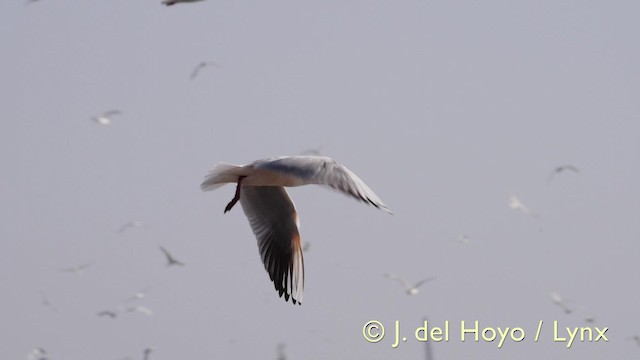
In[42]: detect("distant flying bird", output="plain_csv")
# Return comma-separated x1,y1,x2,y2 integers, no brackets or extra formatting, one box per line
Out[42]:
628,335,640,346
276,343,287,360
91,110,122,126
452,234,470,245
163,0,205,6
159,246,184,267
97,310,118,318
27,348,48,360
550,291,572,314
59,262,93,275
548,165,580,183
143,348,154,360
25,0,42,5
201,155,392,305
125,287,151,302
508,193,538,217
384,274,436,295
126,306,153,316
40,291,58,312
190,61,221,80
118,220,144,234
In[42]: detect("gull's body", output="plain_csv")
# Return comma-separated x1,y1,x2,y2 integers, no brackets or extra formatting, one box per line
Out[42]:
97,310,118,318
126,305,153,316
163,0,205,5
384,274,436,295
190,61,221,80
201,155,391,305
550,291,572,314
91,110,121,126
159,246,184,267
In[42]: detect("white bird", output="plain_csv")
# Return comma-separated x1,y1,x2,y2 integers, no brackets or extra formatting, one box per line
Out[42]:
91,110,122,126
508,193,538,217
547,164,580,183
550,291,572,314
384,274,436,295
59,262,93,275
126,305,153,316
27,348,48,360
452,234,470,245
125,287,151,302
159,246,185,267
190,61,221,80
201,155,391,305
163,0,205,6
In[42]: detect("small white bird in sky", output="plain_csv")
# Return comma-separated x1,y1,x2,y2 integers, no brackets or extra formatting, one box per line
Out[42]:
162,0,205,6
190,61,221,80
126,305,153,316
91,110,122,126
550,291,572,314
59,262,93,275
201,155,391,305
159,246,185,267
384,274,436,295
27,348,48,360
508,193,538,217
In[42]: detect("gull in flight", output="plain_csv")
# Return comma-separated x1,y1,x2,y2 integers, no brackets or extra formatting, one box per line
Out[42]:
28,348,48,360
59,262,93,275
159,246,185,267
163,0,206,6
508,193,538,217
201,155,391,305
384,274,436,295
118,220,145,234
126,305,154,316
548,164,580,183
550,291,572,314
91,110,122,126
190,61,221,80
97,310,118,319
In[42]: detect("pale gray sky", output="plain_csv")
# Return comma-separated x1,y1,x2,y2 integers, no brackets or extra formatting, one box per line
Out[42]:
2,1,639,359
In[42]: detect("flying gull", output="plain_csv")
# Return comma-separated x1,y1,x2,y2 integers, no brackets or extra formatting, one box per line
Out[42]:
58,262,93,275
548,164,580,183
159,246,185,267
201,155,392,305
118,220,145,234
550,291,572,314
163,0,206,6
508,193,538,217
91,110,122,126
384,274,436,295
190,61,221,80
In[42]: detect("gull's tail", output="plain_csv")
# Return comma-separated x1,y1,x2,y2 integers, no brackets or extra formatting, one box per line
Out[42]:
200,163,246,191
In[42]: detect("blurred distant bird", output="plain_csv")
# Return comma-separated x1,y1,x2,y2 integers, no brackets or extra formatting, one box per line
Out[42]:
126,306,153,316
628,335,640,346
190,61,221,80
25,0,42,5
452,234,470,245
27,348,48,360
550,291,572,314
125,287,151,302
97,310,118,319
59,262,93,275
201,155,392,305
163,0,205,6
548,165,580,183
40,291,58,312
508,193,538,217
143,348,154,360
276,343,287,360
91,110,122,126
159,246,184,267
384,274,436,296
118,220,145,234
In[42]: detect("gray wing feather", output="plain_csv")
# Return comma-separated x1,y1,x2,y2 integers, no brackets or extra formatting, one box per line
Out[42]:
239,185,304,305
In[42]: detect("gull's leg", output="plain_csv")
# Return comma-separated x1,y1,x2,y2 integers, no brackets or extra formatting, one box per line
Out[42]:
224,176,246,213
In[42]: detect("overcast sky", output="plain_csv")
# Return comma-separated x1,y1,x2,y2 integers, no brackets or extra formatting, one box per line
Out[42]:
2,1,639,359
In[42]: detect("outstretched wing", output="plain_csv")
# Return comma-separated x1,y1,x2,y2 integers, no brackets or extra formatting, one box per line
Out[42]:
239,185,304,305
252,156,392,213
